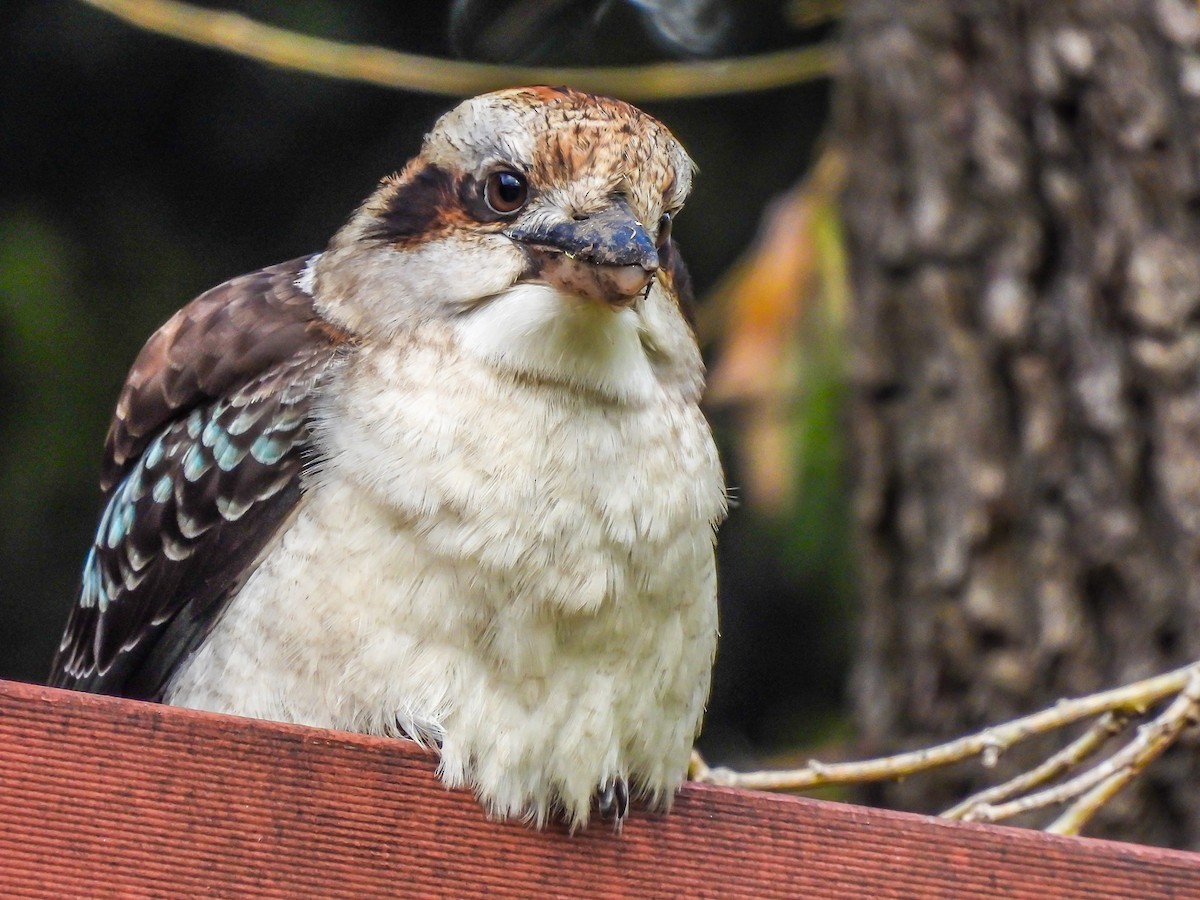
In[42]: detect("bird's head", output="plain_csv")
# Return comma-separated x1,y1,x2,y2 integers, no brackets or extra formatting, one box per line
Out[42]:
312,86,702,402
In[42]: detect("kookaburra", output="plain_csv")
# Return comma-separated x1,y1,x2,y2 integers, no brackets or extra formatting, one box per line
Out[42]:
50,87,726,828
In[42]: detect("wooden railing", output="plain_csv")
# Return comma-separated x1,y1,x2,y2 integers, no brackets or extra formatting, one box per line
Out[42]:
1,679,1198,898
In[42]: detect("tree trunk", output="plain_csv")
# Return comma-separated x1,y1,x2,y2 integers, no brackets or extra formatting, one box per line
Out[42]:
840,0,1200,848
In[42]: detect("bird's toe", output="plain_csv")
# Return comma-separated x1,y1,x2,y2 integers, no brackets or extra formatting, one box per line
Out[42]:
596,776,629,829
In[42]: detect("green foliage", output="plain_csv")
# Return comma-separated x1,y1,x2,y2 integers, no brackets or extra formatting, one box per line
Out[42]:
0,211,108,530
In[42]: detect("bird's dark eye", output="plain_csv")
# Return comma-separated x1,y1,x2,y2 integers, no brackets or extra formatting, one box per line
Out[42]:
656,212,673,248
484,170,528,214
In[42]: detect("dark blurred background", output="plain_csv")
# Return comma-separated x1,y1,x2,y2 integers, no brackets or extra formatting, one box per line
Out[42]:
0,0,842,767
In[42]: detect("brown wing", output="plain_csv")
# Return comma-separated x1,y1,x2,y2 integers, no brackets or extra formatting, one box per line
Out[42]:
49,256,352,699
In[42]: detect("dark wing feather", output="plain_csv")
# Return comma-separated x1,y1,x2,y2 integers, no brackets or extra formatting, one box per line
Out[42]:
49,257,351,699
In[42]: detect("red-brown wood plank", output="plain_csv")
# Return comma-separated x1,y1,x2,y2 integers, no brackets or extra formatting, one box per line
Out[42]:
0,679,1197,898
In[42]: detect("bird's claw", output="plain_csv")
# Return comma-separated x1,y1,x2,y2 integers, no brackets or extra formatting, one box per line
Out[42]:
596,775,629,829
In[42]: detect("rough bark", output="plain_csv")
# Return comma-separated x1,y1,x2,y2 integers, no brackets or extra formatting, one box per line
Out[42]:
840,0,1200,848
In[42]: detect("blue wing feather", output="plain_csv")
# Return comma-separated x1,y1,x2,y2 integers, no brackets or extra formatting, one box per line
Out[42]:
49,257,350,699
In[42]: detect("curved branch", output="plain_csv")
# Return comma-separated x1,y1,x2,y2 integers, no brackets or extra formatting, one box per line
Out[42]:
691,663,1196,791
1046,669,1200,836
942,711,1128,820
78,0,834,100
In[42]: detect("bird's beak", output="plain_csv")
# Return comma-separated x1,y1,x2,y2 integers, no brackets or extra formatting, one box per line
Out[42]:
505,197,659,307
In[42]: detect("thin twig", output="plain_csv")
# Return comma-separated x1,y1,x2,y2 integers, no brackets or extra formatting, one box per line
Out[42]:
691,663,1196,791
78,0,835,100
960,730,1152,825
966,673,1200,828
942,711,1128,820
1046,669,1200,836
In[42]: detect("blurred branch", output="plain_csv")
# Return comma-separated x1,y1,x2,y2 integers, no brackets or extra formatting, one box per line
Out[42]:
785,0,845,29
78,0,834,100
691,662,1200,834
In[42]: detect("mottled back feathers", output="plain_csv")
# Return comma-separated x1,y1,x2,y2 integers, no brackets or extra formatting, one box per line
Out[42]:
50,258,350,697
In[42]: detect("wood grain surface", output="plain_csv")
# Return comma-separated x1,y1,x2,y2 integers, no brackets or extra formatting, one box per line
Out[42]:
0,679,1197,898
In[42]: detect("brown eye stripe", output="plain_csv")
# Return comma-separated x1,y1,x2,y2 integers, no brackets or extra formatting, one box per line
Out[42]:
370,163,540,245
370,164,479,245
